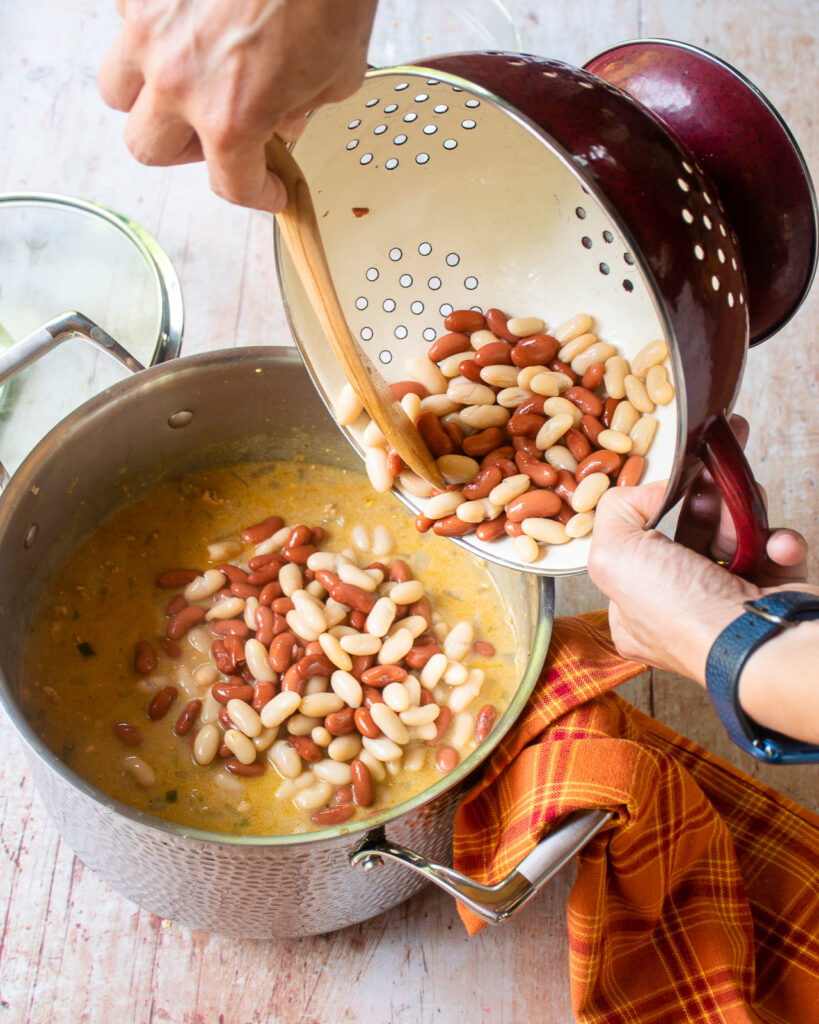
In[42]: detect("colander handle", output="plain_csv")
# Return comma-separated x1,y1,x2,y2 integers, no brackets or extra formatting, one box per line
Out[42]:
349,808,612,925
674,414,769,580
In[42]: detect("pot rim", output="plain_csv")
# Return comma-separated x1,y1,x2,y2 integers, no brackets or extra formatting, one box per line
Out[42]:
0,345,554,848
274,59,691,571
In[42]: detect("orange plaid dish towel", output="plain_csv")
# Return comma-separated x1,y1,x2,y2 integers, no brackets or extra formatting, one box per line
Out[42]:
453,611,819,1024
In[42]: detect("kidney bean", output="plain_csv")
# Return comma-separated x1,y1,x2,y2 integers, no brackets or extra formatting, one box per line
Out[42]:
415,410,455,457
564,385,604,419
350,759,375,806
504,519,525,537
456,358,481,383
133,640,157,675
249,605,272,647
460,464,501,500
217,743,232,759
361,686,385,709
563,427,591,463
226,758,267,777
476,514,508,542
475,705,498,744
281,652,334,693
408,595,432,627
383,446,405,477
389,559,411,583
579,413,605,446
174,699,202,736
167,605,206,640
548,357,579,384
211,638,235,674
428,330,470,361
617,454,646,487
435,745,459,773
164,593,188,617
514,449,559,488
210,619,251,638
484,308,518,343
289,735,323,763
505,490,562,522
269,597,293,617
581,361,605,390
310,804,356,826
405,641,443,669
507,410,546,437
480,445,516,469
314,571,376,614
554,469,578,505
252,681,276,713
268,632,296,673
553,499,575,525
576,449,622,481
441,421,465,450
325,707,357,736
114,722,142,747
419,705,449,744
432,514,475,538
601,396,620,428
361,665,408,688
155,569,199,589
247,562,285,586
240,516,283,545
258,581,282,605
510,333,560,367
390,379,429,401
444,309,486,334
283,544,316,565
227,582,257,602
214,563,248,585
247,552,285,573
473,640,496,657
224,634,246,668
496,458,519,479
212,681,254,704
284,525,312,550
335,785,354,804
474,340,513,367
349,610,367,632
415,513,433,533
148,685,178,721
461,428,506,459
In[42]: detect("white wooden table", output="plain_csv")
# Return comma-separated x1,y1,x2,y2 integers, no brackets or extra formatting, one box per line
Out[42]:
0,2,816,1021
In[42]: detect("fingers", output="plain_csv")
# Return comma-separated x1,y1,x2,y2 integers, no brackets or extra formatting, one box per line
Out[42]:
593,480,669,537
123,86,202,165
98,31,144,112
202,136,288,214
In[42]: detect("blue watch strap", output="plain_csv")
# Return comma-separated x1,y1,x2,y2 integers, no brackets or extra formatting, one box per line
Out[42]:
705,590,819,764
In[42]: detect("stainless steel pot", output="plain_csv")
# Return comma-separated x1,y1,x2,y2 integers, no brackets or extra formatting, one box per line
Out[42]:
0,338,609,937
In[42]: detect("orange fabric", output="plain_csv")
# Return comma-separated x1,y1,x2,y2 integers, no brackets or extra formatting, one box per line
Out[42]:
453,611,819,1023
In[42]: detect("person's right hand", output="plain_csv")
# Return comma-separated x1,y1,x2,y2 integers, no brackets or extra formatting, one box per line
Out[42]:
98,0,378,212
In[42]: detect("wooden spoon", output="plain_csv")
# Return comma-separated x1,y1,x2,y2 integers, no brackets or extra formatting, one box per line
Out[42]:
265,135,444,489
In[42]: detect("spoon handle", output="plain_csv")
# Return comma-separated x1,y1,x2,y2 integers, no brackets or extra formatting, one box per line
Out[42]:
265,135,444,488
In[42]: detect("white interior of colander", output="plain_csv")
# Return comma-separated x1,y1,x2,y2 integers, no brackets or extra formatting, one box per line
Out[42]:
278,67,680,575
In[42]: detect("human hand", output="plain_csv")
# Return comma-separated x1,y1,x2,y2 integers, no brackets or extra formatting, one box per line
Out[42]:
98,0,378,212
587,477,810,685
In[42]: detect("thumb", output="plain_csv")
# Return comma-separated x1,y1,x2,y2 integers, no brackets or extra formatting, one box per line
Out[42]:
593,479,669,539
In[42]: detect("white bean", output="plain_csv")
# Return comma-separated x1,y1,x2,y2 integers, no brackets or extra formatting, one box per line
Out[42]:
279,562,303,597
312,759,353,785
571,342,616,374
403,745,427,773
543,396,583,425
543,445,578,472
243,595,260,630
287,714,322,736
260,690,301,729
443,621,474,661
205,596,245,621
253,726,278,752
227,699,263,738
400,392,422,422
186,625,213,653
565,511,595,538
372,525,395,556
624,374,655,414
571,472,610,513
629,415,659,456
425,490,466,520
420,652,448,689
458,404,510,429
184,569,226,602
631,338,668,378
363,419,386,448
507,315,545,337
366,596,397,637
597,428,633,453
558,331,596,364
318,632,353,671
370,703,410,744
362,735,404,762
398,470,435,499
488,474,530,507
535,413,573,451
275,771,314,799
193,725,220,765
269,740,302,778
200,692,221,725
438,453,480,484
339,633,382,656
174,664,199,698
123,755,155,787
420,394,460,417
480,364,519,388
224,728,257,765
406,355,448,395
438,351,467,377
312,726,332,747
389,580,424,605
194,663,220,688
610,399,640,435
404,675,421,707
513,534,541,563
328,733,362,761
553,312,592,343
470,328,500,350
338,562,379,592
449,711,475,751
443,660,469,686
286,609,321,643
300,692,344,718
365,445,393,493
254,525,291,555
383,681,411,712
293,780,335,811
335,382,364,426
646,364,674,405
521,518,570,544
449,679,481,713
207,540,242,563
400,703,440,726
603,356,630,399
358,749,387,781
378,628,414,665
244,637,277,682
496,386,532,408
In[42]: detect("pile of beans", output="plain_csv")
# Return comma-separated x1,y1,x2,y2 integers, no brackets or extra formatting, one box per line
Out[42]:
338,308,674,564
120,517,503,828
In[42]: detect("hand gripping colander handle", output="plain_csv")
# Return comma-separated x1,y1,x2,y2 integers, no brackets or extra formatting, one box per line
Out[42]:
349,809,612,925
674,414,769,580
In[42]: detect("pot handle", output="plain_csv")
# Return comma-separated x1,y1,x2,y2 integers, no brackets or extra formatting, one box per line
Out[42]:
0,310,145,389
0,311,145,491
349,808,612,925
674,414,769,580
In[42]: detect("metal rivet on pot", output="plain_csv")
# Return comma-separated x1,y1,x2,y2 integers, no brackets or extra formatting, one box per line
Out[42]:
360,855,384,871
24,523,39,549
168,410,194,429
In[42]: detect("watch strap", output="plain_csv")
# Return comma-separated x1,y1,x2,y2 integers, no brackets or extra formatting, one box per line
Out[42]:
705,590,819,764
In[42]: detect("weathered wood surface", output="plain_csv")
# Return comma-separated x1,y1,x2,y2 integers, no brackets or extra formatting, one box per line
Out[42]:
0,1,816,1021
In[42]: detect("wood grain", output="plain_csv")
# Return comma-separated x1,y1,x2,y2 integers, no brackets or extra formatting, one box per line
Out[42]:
0,1,816,1021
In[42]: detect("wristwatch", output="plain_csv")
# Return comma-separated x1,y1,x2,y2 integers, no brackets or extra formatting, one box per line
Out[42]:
705,590,819,764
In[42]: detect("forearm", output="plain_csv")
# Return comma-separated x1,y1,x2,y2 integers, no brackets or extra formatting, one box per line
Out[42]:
737,612,819,746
